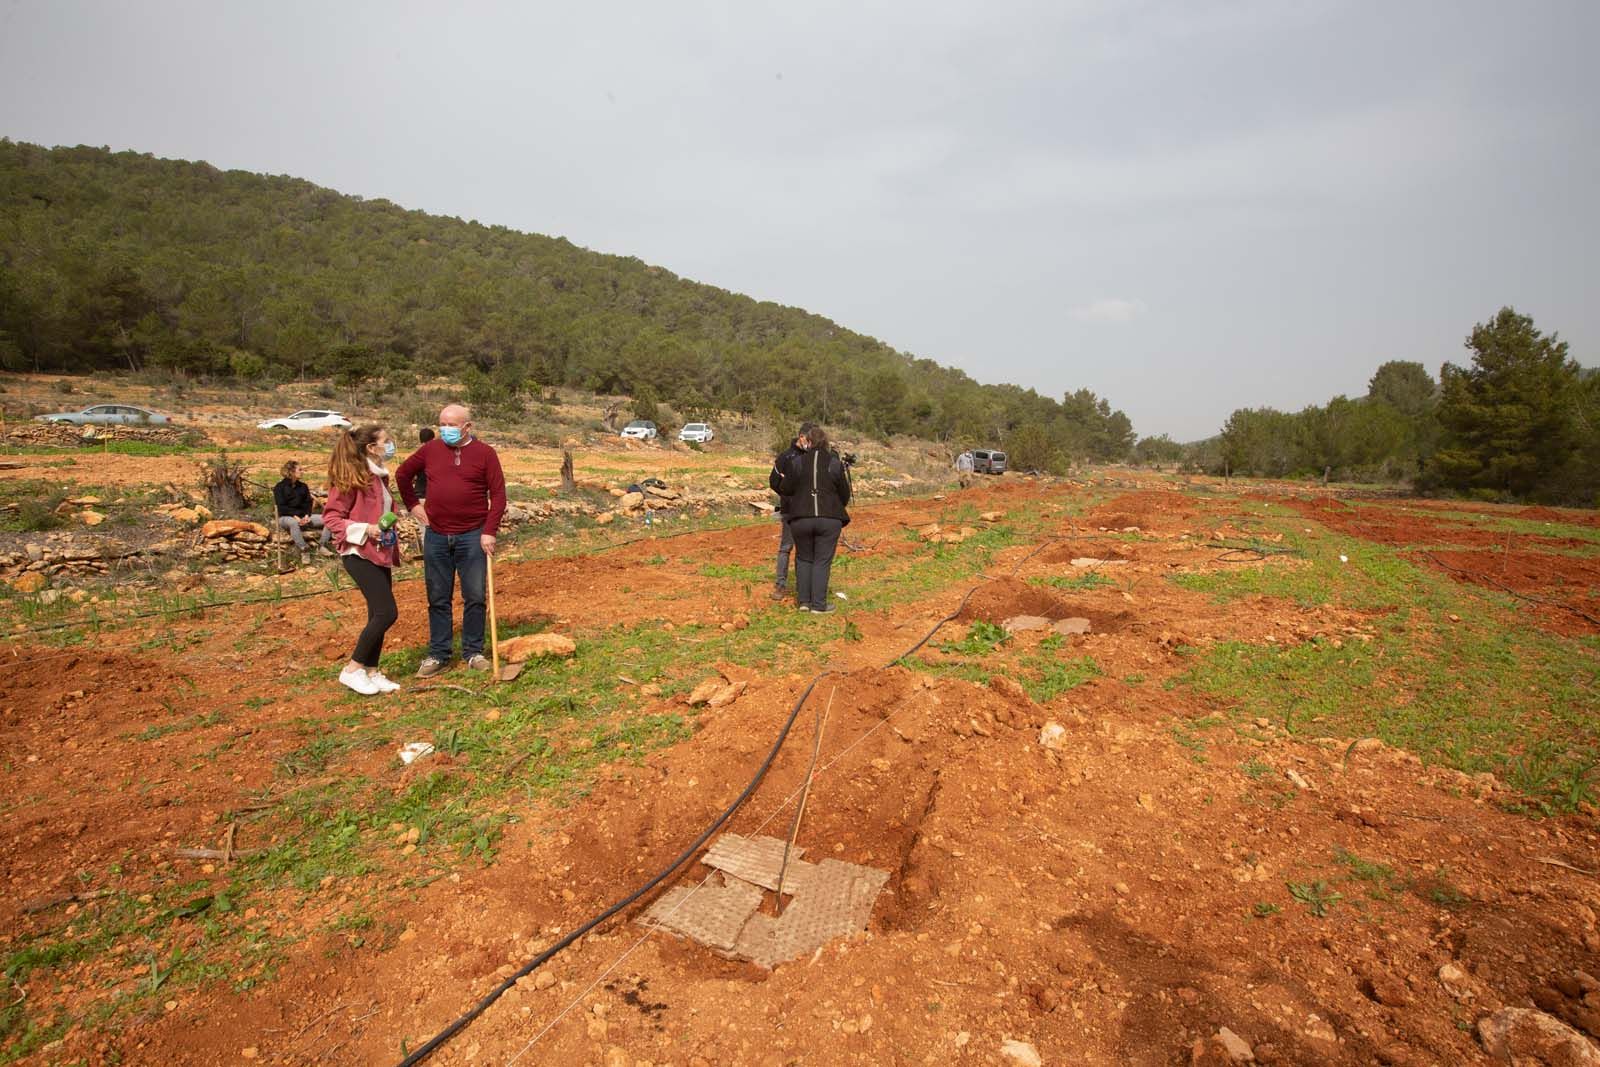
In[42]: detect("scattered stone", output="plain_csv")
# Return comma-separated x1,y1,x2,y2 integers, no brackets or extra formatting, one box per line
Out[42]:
1003,615,1051,633
24,543,43,562
988,675,1030,704
1362,974,1412,1007
1038,722,1068,752
980,511,1004,522
594,512,615,525
1478,1008,1600,1065
1070,558,1129,568
498,633,577,663
686,677,724,707
706,681,747,709
1439,963,1475,1002
1216,1027,1254,1062
10,572,47,594
1301,1014,1338,1046
1285,769,1313,791
1051,617,1091,635
999,1038,1043,1067
534,969,556,990
619,491,645,511
1136,793,1156,812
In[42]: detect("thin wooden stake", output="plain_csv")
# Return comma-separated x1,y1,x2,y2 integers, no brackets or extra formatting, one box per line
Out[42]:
775,685,835,913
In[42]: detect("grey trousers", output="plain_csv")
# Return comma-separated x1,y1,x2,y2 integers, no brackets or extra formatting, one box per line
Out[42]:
279,514,330,550
775,518,794,586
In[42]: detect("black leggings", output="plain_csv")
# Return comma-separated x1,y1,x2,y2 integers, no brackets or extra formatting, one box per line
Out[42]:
342,555,398,668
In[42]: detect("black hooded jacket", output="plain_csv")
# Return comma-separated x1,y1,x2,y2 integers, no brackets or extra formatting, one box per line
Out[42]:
769,439,805,516
777,446,851,524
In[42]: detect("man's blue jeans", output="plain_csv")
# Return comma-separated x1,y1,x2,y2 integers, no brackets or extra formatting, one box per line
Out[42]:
423,527,487,661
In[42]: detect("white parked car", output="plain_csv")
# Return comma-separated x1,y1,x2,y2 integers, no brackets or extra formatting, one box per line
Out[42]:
257,410,353,431
678,422,715,444
620,420,658,441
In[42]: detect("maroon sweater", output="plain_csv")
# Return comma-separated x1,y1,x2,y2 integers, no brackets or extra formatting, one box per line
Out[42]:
396,437,507,536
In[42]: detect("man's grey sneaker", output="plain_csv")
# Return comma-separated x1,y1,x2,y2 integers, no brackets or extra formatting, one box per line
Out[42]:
811,603,836,614
416,657,447,678
465,654,492,671
770,584,787,601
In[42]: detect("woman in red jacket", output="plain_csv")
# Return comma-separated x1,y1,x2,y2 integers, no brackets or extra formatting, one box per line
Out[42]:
322,424,403,696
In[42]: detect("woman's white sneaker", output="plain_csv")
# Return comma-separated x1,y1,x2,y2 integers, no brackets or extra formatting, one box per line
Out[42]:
339,666,380,696
369,671,401,693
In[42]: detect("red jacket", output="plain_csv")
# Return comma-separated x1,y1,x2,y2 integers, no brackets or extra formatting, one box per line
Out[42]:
396,437,507,536
323,469,401,568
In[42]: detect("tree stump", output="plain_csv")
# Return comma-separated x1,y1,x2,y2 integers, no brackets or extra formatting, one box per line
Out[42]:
560,450,576,493
203,453,249,513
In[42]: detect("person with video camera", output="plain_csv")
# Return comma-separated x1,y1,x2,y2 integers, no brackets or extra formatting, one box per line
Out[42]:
776,423,851,613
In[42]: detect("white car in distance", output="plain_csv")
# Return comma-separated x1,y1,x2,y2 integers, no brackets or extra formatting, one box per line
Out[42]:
678,422,715,444
620,420,658,441
257,410,354,431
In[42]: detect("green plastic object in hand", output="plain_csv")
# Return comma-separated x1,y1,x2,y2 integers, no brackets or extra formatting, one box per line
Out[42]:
379,511,398,530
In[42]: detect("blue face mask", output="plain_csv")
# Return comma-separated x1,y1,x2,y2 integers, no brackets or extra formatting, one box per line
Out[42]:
439,425,464,446
382,440,396,459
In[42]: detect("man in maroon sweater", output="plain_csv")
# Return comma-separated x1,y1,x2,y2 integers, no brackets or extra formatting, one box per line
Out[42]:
396,403,507,676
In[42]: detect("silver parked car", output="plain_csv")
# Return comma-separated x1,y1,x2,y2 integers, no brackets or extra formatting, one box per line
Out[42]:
677,422,715,443
36,403,171,426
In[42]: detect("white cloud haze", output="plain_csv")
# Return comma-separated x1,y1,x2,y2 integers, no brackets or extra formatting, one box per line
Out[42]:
0,0,1595,439
1068,300,1146,324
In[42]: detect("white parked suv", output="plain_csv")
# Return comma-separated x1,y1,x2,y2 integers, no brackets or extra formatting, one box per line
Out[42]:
677,422,715,444
620,420,658,441
257,410,354,431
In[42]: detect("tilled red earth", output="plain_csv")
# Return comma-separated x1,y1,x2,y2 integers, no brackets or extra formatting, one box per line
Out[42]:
5,481,1599,1066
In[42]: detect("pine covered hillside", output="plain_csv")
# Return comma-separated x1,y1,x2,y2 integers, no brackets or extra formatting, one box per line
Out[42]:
0,140,1133,464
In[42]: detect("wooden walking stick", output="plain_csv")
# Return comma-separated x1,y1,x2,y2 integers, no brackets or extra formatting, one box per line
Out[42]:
487,551,500,679
775,685,835,913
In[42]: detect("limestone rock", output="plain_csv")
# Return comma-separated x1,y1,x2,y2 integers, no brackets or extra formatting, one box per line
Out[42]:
1215,1027,1254,1062
1477,1008,1600,1065
706,680,747,708
498,633,577,663
1038,722,1068,752
1003,615,1051,633
78,510,106,526
686,677,725,707
619,491,645,511
595,512,615,525
988,675,1031,705
1052,617,1092,635
201,519,270,542
10,572,48,594
999,1039,1042,1067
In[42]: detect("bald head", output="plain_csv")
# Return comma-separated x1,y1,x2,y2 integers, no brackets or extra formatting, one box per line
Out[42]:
439,403,471,426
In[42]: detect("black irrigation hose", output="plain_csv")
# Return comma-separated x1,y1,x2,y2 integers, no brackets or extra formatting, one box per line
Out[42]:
394,671,830,1067
395,531,1060,1066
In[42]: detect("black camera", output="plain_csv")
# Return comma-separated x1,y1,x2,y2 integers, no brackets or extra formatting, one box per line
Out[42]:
841,451,858,468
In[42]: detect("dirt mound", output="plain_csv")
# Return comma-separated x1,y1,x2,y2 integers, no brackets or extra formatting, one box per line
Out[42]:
958,577,1073,623
1086,490,1201,531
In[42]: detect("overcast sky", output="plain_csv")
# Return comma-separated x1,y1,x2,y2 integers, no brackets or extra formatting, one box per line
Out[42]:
2,1,1595,439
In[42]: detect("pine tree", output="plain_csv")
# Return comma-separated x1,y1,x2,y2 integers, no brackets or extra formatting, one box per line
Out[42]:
1429,307,1580,499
